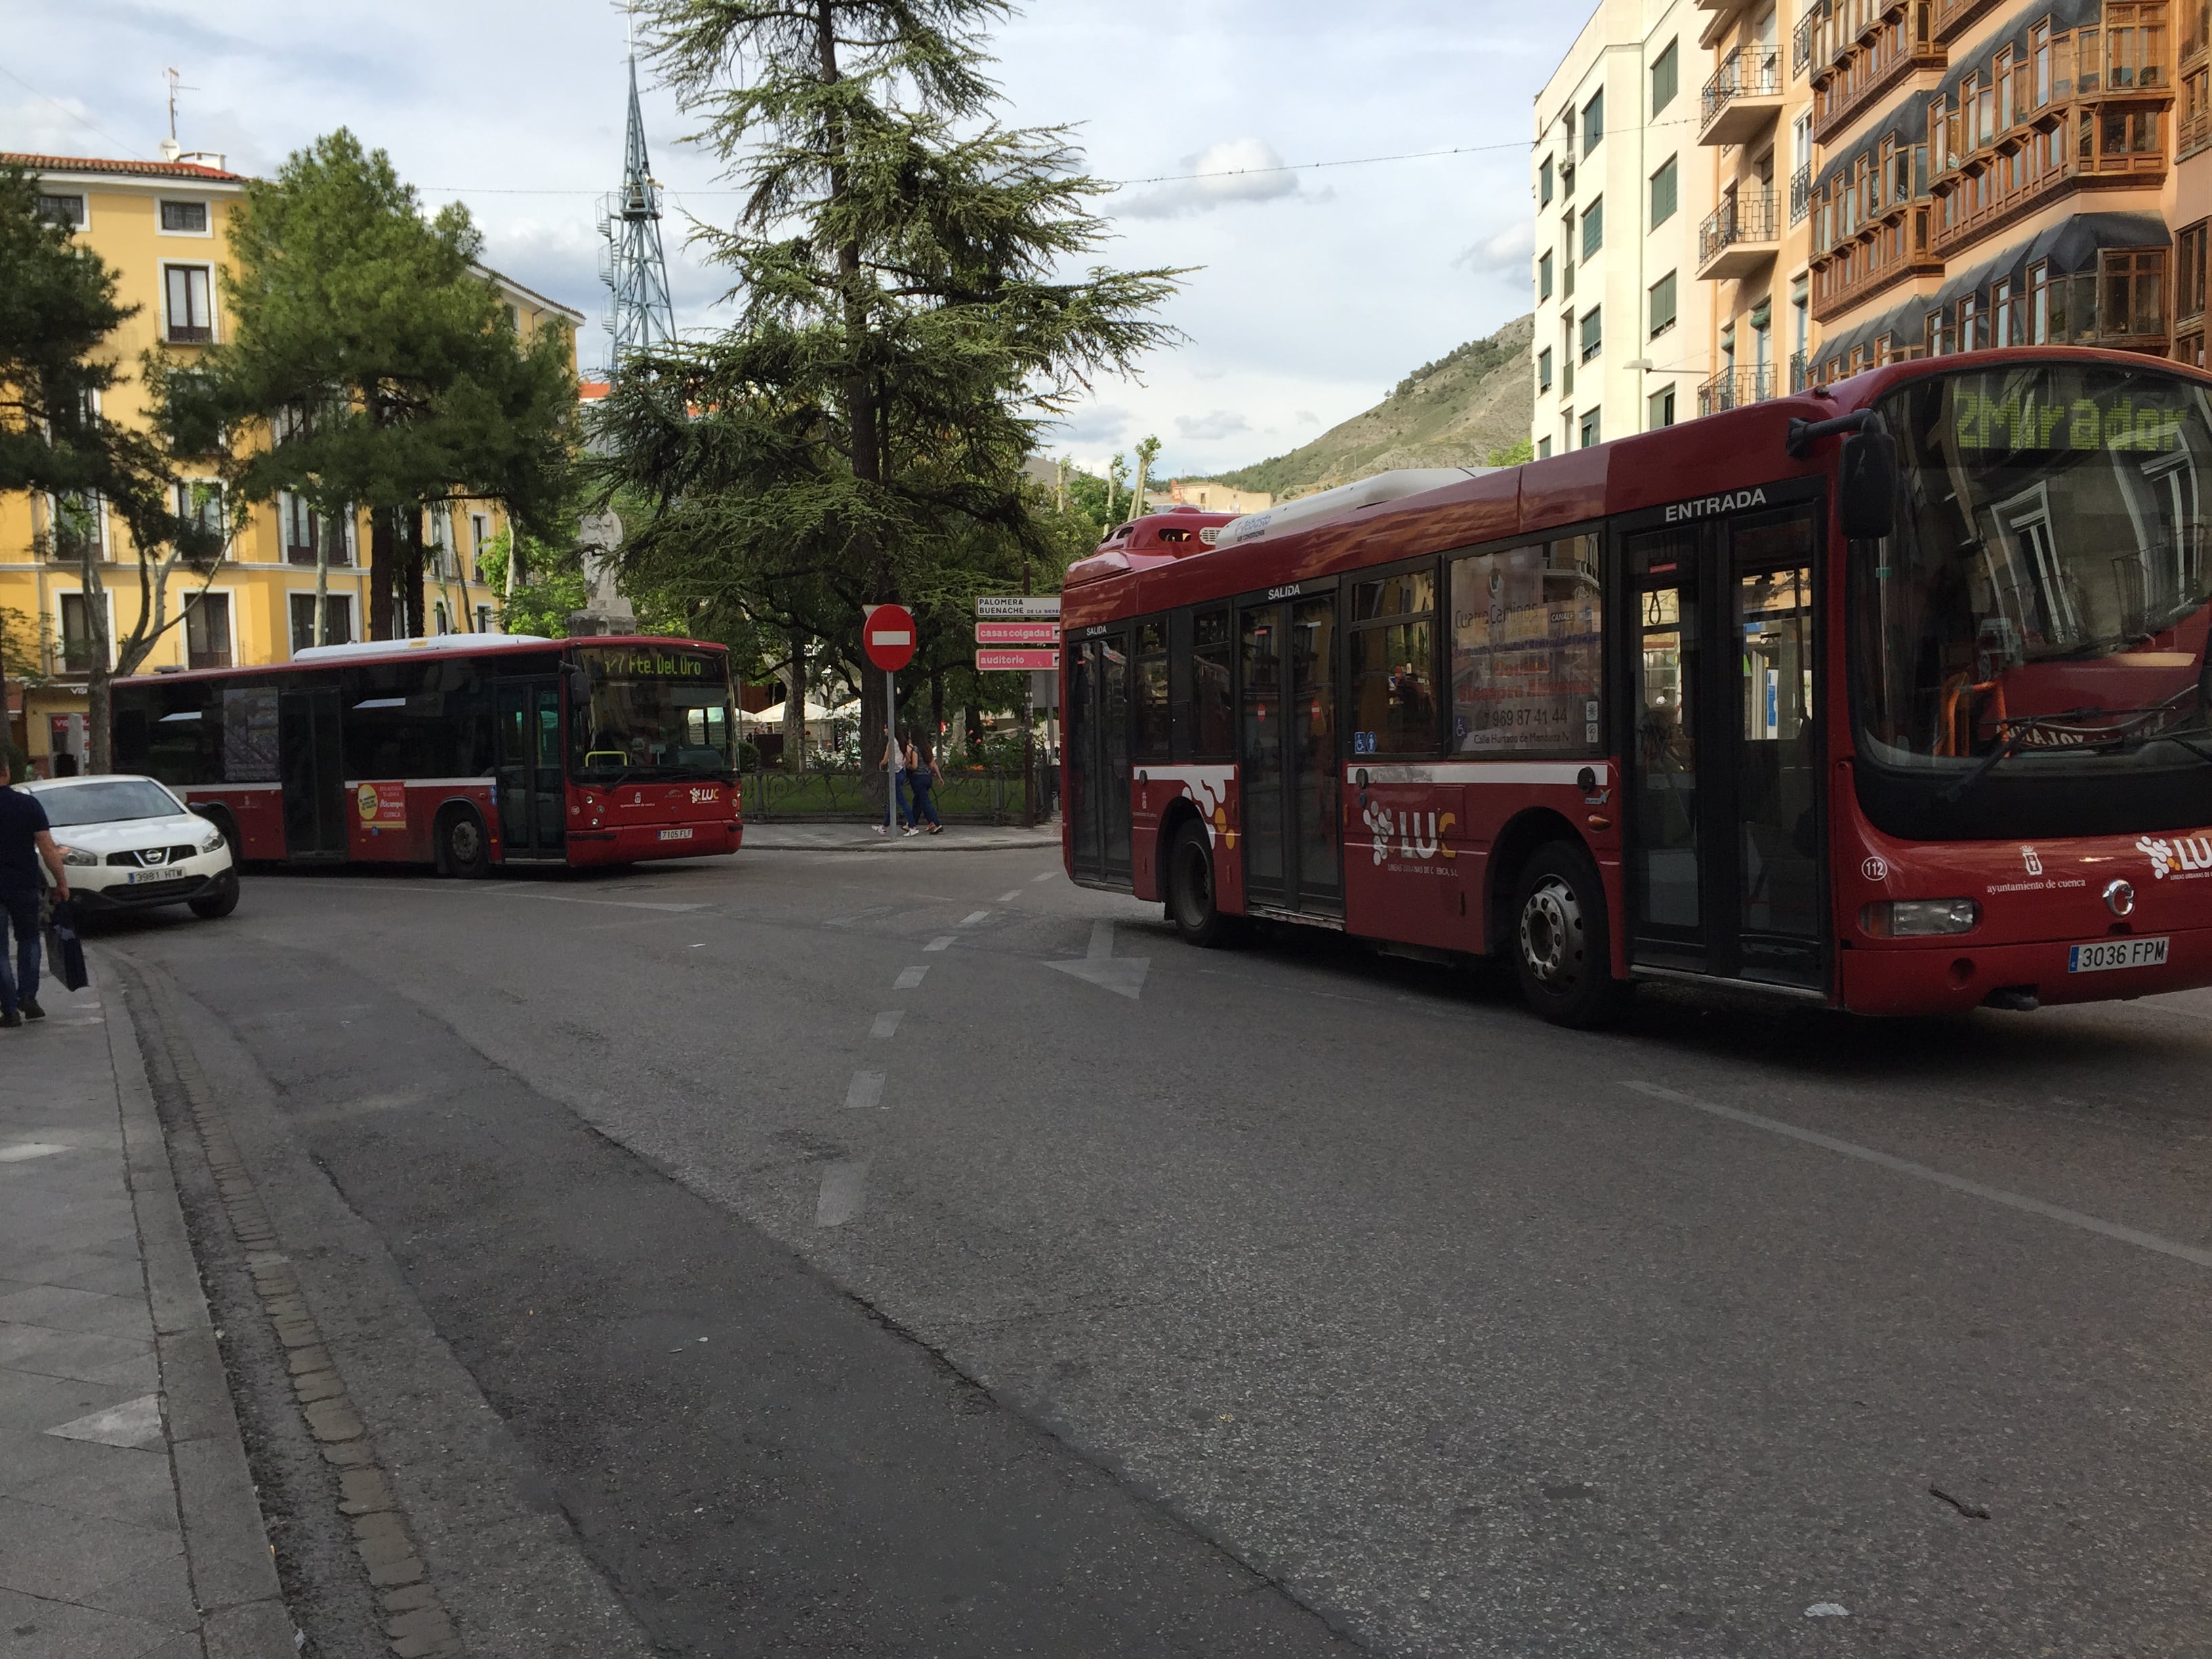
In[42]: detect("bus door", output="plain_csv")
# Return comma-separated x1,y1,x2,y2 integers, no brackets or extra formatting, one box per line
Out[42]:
495,680,567,859
1624,504,1824,987
1237,589,1341,916
277,687,344,859
1065,630,1132,884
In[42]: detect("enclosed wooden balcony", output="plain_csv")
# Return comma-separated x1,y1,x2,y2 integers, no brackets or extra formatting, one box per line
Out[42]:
1701,47,1786,144
1811,203,1941,323
1697,190,1782,280
1810,0,1945,144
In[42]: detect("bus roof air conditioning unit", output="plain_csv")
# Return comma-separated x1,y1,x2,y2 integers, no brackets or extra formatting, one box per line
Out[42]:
1212,468,1498,551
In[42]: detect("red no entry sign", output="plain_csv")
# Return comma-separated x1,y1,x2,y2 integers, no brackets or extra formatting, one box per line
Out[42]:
863,603,917,672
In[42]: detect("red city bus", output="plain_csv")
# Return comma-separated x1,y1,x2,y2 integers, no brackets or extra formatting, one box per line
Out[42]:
1060,349,2212,1024
111,633,743,875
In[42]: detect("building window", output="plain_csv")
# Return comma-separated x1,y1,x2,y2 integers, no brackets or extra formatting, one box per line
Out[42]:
1538,436,1553,459
476,603,495,633
1538,250,1554,300
470,512,491,581
1959,294,1986,352
2102,248,2168,337
1540,157,1554,206
1650,157,1677,228
290,593,356,655
1652,41,1678,114
1580,306,1603,363
1561,321,1575,396
1538,347,1554,391
1992,278,2022,346
1582,198,1603,260
1650,385,1677,428
1580,407,1602,448
1649,271,1677,336
36,192,84,228
1583,87,1605,152
434,599,453,635
159,199,209,234
49,492,102,562
174,480,225,556
184,593,232,670
60,593,107,672
164,264,213,343
2179,225,2209,328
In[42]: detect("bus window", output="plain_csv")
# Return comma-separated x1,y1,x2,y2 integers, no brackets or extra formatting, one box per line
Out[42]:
1190,607,1232,757
1349,568,1439,754
1449,537,1603,753
1134,620,1170,758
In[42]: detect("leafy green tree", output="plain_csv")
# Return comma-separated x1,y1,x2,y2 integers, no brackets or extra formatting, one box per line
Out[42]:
1131,434,1161,514
473,529,593,639
1486,436,1534,466
1,164,221,768
161,131,579,643
595,0,1184,785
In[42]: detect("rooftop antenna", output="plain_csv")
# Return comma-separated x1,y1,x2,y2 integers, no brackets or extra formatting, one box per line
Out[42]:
159,68,197,163
598,14,677,377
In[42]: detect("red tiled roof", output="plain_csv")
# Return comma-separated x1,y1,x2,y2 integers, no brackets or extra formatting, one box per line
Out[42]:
578,380,612,402
2,151,246,183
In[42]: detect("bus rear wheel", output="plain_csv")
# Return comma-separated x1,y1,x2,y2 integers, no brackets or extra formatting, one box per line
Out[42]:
441,807,490,879
1168,821,1237,947
1511,842,1630,1029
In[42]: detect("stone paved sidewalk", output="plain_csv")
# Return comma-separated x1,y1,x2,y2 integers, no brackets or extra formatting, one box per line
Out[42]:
0,960,291,1659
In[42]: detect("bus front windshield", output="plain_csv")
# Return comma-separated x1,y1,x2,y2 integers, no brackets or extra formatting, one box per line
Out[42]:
1856,362,2212,834
568,644,736,783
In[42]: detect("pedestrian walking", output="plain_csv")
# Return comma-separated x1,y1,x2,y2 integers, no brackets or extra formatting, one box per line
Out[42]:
906,737,943,834
878,726,911,836
0,750,70,1028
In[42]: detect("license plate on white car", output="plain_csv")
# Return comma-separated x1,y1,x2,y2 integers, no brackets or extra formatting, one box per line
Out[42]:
125,867,186,885
658,827,693,842
2068,937,2169,973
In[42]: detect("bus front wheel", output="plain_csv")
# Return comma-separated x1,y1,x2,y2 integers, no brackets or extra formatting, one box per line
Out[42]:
441,807,490,879
1168,821,1237,947
1511,842,1630,1029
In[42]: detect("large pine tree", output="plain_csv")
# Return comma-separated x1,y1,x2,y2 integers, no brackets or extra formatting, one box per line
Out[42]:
594,0,1182,781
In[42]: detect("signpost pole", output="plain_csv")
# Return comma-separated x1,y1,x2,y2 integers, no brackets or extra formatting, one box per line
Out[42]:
1021,561,1035,828
886,665,895,824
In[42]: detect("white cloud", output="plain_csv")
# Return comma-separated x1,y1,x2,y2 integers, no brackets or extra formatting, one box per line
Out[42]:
1454,218,1534,276
1048,405,1134,447
1295,409,1320,425
1118,138,1301,220
1175,409,1252,443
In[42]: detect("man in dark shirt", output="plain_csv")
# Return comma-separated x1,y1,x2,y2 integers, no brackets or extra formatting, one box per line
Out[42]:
0,752,71,1027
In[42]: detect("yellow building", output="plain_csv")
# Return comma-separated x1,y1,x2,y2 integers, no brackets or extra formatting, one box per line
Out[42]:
0,150,585,775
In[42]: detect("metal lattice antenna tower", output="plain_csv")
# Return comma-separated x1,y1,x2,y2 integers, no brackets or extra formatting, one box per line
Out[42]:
598,54,676,372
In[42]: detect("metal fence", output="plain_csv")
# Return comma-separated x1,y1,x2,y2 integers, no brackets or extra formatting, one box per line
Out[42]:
740,764,1032,823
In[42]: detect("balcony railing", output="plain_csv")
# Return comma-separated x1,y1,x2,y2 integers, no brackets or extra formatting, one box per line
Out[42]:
1793,1,1826,78
1698,366,1778,417
1930,121,2167,260
1789,163,1813,223
1789,350,1811,392
1698,190,1781,266
1702,47,1783,130
1811,1,1942,144
186,644,233,672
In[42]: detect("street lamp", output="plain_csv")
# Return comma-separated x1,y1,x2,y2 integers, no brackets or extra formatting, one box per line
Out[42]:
1625,359,1655,431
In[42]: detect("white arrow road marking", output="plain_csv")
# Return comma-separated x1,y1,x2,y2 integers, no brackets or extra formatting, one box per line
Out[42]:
845,1071,885,1110
816,1160,867,1227
870,1010,903,1039
1047,919,1150,1000
46,1395,163,1450
894,966,927,989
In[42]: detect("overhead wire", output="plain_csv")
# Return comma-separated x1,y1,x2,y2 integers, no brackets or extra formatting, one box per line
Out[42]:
0,64,150,161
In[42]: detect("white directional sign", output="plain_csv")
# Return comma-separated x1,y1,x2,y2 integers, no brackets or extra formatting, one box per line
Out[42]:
976,596,1062,619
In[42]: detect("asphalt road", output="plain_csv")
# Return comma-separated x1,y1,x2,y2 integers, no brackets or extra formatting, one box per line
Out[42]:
95,840,2212,1657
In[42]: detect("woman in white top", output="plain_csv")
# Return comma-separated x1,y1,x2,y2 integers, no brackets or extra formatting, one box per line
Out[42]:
878,729,910,835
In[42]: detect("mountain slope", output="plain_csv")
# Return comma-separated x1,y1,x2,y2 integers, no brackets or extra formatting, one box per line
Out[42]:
1206,313,1534,500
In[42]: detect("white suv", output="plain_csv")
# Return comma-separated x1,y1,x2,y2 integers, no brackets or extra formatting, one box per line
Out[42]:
22,775,240,920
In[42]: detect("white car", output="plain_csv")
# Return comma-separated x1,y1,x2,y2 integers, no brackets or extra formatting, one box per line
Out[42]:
21,774,240,920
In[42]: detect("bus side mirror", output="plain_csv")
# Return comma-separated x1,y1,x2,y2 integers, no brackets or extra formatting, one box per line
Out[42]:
1838,428,1898,541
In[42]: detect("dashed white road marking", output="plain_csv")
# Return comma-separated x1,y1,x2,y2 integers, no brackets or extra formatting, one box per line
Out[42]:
996,890,1023,903
815,1160,867,1227
924,936,956,951
0,1143,71,1163
1031,872,1057,883
870,1010,903,1039
894,966,928,989
959,910,991,926
844,1071,886,1111
1622,1080,2212,1271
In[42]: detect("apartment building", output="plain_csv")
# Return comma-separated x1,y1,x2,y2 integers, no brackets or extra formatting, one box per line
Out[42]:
1531,0,1717,455
1,150,581,775
1692,0,1822,411
1800,0,2179,379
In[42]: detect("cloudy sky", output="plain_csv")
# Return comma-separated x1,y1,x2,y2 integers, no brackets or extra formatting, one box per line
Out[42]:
1,0,1582,479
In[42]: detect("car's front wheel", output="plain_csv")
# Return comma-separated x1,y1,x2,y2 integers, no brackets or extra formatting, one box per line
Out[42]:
188,869,240,920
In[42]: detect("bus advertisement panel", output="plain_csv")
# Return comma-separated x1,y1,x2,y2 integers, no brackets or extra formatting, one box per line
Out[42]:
1058,350,2212,1025
112,634,743,876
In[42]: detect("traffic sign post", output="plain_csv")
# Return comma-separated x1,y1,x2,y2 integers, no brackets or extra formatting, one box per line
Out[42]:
865,605,918,825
